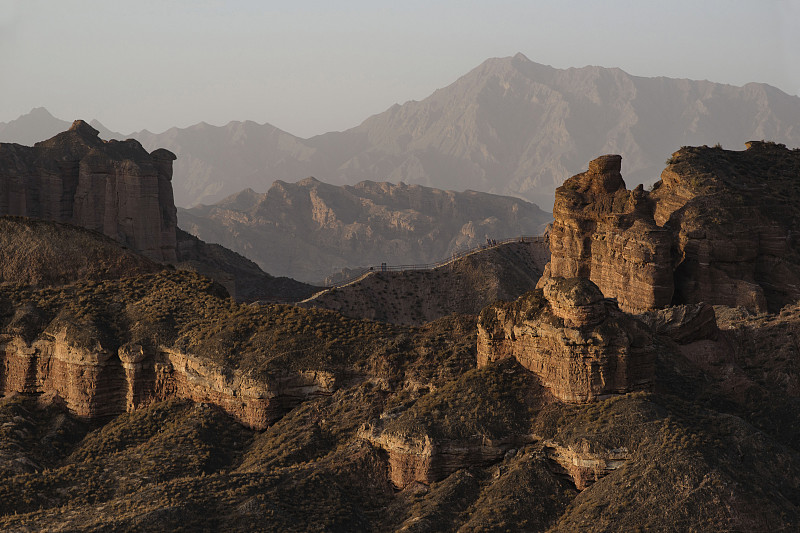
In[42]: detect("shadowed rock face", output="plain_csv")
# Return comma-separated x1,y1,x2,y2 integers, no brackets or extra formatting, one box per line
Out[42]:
545,143,800,313
477,277,656,403
0,121,177,261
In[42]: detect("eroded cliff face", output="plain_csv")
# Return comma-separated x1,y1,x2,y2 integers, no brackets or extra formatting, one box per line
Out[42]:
547,155,674,313
0,331,336,430
0,121,177,261
360,425,531,489
0,270,345,430
546,143,800,313
477,277,656,403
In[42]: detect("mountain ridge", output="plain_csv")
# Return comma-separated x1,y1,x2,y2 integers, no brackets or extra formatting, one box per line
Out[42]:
4,54,800,208
178,177,552,282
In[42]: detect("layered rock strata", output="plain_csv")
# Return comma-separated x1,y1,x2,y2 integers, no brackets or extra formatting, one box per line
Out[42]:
477,277,656,402
546,144,800,313
0,330,335,430
542,439,630,490
546,155,673,313
0,121,177,261
361,426,533,489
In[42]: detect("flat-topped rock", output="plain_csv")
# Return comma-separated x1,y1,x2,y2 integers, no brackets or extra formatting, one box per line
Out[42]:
0,122,178,261
543,145,800,313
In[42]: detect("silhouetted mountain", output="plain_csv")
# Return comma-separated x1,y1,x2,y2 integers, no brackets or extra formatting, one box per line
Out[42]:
0,108,71,146
5,54,800,208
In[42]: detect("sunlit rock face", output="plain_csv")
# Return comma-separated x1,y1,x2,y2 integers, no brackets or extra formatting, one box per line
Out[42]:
0,331,335,430
0,120,177,261
546,154,673,314
477,277,656,403
544,144,800,314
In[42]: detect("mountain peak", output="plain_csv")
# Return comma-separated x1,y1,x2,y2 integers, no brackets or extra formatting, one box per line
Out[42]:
28,107,56,118
297,176,321,187
69,120,100,139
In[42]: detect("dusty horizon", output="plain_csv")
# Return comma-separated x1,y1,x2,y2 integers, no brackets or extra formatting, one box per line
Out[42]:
2,0,798,137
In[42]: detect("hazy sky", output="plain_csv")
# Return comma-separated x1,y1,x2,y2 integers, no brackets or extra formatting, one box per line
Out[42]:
2,0,798,137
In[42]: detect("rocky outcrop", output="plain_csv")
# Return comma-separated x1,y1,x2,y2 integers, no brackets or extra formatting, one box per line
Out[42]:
0,121,177,261
546,155,673,313
477,277,656,402
361,425,532,489
542,439,630,491
545,144,800,313
0,329,336,430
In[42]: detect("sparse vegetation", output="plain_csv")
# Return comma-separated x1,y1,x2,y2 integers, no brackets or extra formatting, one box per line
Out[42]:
2,145,800,530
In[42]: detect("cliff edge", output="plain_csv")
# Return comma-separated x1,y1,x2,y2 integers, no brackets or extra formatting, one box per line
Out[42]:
0,120,177,261
545,143,800,313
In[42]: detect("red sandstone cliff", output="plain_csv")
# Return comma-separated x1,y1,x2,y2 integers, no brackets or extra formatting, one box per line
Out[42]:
545,143,800,313
0,121,177,261
0,331,335,430
477,277,656,403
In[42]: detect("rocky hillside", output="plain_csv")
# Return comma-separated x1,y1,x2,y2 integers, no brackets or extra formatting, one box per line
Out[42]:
545,142,800,313
1,266,799,530
0,216,162,287
179,178,551,282
300,239,549,325
2,135,800,531
6,54,799,209
175,229,319,303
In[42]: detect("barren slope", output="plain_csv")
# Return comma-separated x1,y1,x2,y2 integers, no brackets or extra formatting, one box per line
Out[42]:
300,239,549,325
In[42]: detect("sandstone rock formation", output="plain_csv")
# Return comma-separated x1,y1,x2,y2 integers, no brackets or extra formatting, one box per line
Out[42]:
545,143,800,313
547,155,673,313
2,254,800,531
360,425,532,489
0,271,337,429
0,120,178,261
179,178,551,282
477,277,656,402
0,331,334,429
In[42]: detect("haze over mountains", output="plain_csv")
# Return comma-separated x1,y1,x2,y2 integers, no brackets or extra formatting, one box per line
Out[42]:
3,53,799,209
179,179,551,282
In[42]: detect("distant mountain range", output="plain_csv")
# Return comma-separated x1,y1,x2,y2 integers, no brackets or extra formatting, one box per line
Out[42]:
178,178,551,282
4,53,799,209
